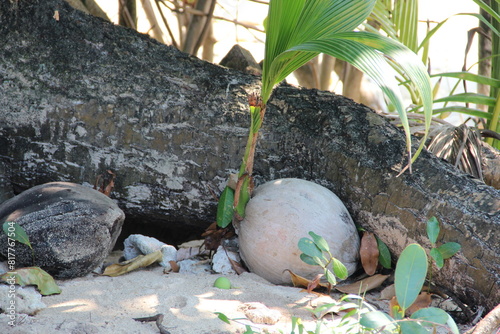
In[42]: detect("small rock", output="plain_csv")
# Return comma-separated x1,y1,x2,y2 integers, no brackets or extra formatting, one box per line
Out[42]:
123,234,177,271
0,182,125,279
0,285,46,315
239,302,281,325
212,245,241,275
219,44,261,75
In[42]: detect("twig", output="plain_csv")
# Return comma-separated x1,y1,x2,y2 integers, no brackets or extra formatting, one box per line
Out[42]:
133,313,171,334
465,304,500,334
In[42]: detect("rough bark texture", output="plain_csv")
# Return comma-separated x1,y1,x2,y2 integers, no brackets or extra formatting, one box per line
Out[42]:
0,0,498,312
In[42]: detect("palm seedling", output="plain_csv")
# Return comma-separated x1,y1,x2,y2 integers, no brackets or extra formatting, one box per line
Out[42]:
217,0,434,228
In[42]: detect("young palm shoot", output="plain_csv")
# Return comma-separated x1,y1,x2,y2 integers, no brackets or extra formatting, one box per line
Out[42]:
217,0,434,227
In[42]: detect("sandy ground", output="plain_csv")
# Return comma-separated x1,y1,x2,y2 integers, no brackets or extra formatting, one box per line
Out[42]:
1,265,346,334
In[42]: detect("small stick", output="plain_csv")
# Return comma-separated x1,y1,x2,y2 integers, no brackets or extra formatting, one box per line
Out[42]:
133,313,171,334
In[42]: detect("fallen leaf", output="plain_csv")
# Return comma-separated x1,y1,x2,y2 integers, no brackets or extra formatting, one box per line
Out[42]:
0,267,61,295
407,292,432,315
311,295,341,318
285,269,330,291
226,251,248,275
102,250,163,277
380,283,396,300
335,274,390,294
360,231,379,275
169,260,180,273
307,274,324,293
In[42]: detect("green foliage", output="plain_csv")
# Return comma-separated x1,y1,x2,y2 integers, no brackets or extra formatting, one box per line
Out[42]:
0,267,61,295
216,186,234,228
375,235,392,269
262,0,433,165
298,231,348,286
394,243,428,311
3,221,32,249
426,216,461,269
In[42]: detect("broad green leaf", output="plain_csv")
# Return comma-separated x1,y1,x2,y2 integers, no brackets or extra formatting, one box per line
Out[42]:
0,267,61,295
411,307,449,326
300,253,320,266
394,243,428,311
360,311,396,331
216,186,234,228
399,321,428,334
426,216,440,245
325,268,337,286
437,242,461,259
376,236,392,269
331,257,348,280
446,313,461,334
2,221,32,249
308,231,329,252
215,312,231,324
430,248,444,269
298,237,323,259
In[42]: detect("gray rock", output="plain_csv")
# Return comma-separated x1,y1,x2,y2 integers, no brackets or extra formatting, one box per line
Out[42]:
0,285,46,315
212,245,241,275
122,234,177,270
0,182,125,279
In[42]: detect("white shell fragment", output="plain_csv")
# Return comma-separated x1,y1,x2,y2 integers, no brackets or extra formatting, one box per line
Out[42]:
237,178,360,284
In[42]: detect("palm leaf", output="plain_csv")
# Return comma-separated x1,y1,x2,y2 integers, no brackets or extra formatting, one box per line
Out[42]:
262,0,432,168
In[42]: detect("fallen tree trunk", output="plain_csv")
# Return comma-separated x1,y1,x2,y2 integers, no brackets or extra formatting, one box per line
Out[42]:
0,0,498,313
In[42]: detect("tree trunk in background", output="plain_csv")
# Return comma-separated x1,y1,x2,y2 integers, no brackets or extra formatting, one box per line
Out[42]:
0,0,499,313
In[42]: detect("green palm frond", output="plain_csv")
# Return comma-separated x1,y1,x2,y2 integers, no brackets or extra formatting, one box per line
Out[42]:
262,0,433,167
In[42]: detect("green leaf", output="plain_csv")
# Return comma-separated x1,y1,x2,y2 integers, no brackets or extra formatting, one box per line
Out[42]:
433,93,497,107
376,236,392,269
426,216,440,245
235,176,251,219
394,243,428,311
430,248,444,269
331,257,348,280
308,231,329,252
411,307,449,326
431,72,500,88
216,186,234,228
360,311,396,331
0,267,61,295
214,312,231,324
2,221,32,249
446,313,461,334
399,321,429,334
300,253,320,266
437,242,461,259
298,237,323,259
325,268,337,286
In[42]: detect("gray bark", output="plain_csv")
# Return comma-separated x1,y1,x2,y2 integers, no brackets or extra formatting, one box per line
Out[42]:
0,0,498,313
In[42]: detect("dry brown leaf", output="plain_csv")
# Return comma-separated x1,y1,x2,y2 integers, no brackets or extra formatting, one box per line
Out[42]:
169,260,180,273
335,274,390,294
285,270,330,291
360,231,379,275
307,274,324,293
225,248,248,275
407,292,432,315
102,250,163,277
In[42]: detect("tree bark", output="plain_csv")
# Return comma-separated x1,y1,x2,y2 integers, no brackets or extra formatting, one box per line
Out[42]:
0,0,498,313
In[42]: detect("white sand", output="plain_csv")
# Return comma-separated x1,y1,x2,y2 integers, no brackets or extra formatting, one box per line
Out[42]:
1,266,336,334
